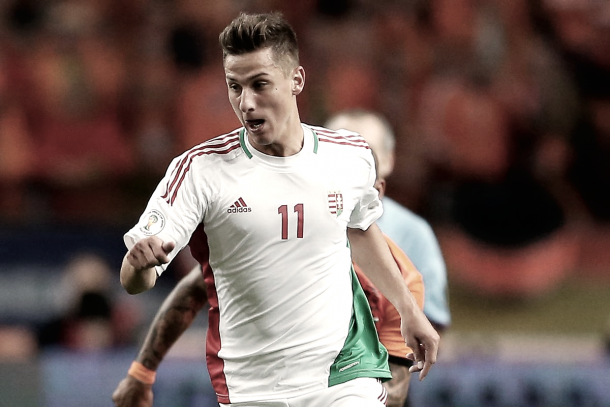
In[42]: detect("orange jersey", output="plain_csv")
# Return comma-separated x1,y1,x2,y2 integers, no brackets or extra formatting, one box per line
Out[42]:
354,235,425,359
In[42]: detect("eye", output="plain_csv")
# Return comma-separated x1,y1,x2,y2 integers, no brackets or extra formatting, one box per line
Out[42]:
228,83,241,93
253,81,268,90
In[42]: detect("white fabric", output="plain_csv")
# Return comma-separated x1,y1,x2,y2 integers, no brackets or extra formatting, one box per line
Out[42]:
219,378,386,407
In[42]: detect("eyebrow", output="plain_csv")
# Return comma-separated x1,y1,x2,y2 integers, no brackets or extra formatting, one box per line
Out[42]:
225,72,270,82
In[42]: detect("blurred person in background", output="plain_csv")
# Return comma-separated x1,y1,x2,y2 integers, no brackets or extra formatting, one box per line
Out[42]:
37,252,141,351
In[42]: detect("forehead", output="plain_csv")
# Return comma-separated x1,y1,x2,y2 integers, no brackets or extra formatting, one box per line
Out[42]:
224,48,283,80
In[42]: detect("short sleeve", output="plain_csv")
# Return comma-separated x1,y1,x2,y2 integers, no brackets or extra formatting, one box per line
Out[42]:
348,150,383,230
124,155,205,275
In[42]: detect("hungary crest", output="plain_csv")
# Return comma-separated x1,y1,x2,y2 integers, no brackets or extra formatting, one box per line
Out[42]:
328,191,343,217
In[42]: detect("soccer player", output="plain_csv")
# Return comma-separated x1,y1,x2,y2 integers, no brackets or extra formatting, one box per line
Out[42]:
118,12,438,406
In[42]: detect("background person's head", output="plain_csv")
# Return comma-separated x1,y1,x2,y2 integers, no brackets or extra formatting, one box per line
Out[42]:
325,109,396,179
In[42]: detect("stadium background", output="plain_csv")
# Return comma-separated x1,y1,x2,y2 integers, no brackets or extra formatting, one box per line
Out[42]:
0,0,609,406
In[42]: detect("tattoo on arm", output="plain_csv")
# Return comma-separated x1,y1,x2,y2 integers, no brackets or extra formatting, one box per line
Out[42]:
137,278,207,371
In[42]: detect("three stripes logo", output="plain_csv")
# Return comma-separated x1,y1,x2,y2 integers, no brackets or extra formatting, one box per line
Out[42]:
227,197,252,213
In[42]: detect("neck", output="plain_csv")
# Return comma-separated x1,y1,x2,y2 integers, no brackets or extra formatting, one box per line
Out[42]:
274,127,304,156
252,121,305,157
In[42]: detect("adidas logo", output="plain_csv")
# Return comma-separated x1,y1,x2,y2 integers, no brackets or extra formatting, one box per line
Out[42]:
227,197,252,213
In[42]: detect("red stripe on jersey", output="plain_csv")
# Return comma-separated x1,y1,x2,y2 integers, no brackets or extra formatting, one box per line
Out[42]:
314,128,362,138
163,131,241,205
377,379,388,405
188,226,230,404
314,128,370,149
238,197,247,207
161,133,239,200
168,143,240,205
317,136,370,149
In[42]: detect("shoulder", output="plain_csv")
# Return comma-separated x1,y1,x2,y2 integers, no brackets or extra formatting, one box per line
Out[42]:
168,129,244,170
182,128,244,162
308,125,371,153
161,129,244,205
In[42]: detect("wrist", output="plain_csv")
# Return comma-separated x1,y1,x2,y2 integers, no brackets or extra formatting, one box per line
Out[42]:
128,361,156,385
396,296,418,319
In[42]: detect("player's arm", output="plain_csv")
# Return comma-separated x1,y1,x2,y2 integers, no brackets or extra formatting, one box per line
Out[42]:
381,236,424,405
112,265,208,407
348,223,439,380
120,236,176,294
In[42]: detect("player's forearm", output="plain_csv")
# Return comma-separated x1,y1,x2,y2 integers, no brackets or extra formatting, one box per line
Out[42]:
136,271,207,371
120,255,157,294
348,225,419,317
383,362,411,407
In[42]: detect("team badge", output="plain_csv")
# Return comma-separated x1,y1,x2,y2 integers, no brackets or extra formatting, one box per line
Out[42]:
328,191,343,217
140,209,166,235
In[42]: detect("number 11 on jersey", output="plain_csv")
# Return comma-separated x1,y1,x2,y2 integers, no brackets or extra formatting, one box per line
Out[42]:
278,204,304,240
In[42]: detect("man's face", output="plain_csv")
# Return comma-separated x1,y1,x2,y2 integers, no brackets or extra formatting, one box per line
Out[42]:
224,47,304,154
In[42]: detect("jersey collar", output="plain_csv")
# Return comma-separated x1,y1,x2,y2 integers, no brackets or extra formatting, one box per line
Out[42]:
239,125,319,159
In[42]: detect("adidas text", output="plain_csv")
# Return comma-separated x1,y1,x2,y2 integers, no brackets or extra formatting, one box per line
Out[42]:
227,207,252,213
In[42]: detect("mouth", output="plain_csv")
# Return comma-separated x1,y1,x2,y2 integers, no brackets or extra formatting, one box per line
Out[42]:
245,119,265,131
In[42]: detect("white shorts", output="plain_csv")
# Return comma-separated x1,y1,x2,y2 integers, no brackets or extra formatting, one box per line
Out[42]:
219,377,387,407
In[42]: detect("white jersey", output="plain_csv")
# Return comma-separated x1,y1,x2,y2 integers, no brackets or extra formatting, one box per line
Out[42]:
125,124,390,404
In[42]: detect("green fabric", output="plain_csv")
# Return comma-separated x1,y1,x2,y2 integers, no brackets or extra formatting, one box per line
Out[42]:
328,266,392,386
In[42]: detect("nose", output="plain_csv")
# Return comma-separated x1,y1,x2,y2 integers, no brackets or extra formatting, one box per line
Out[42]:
239,88,255,113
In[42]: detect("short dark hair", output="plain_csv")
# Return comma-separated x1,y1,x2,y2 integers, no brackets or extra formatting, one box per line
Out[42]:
219,12,299,71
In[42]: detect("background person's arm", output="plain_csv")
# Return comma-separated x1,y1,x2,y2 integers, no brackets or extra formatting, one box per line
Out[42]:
112,265,208,407
385,361,411,407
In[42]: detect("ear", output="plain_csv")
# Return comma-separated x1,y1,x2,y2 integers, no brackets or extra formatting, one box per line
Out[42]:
385,154,396,176
291,66,305,95
374,178,386,200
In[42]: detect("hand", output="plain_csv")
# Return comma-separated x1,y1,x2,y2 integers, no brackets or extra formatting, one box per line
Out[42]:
127,236,176,271
406,349,427,376
112,375,154,407
401,310,440,381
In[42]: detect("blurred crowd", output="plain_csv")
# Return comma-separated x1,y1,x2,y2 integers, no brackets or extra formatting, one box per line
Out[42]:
0,0,609,355
0,0,608,228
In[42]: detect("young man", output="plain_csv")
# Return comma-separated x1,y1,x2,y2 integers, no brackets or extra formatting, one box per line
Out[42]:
119,12,438,406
